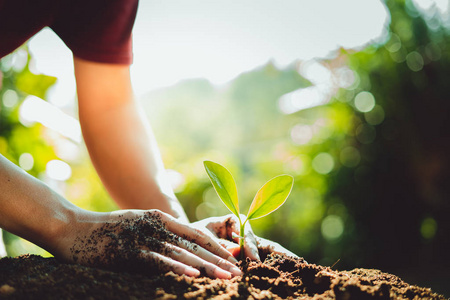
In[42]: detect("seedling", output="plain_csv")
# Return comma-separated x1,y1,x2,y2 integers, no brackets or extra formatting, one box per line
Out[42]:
203,160,294,259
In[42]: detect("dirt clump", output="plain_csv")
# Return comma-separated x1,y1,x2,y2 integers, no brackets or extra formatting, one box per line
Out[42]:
0,253,447,299
0,215,447,299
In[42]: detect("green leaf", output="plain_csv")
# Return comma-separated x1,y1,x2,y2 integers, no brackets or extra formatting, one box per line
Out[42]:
16,67,57,99
203,161,240,217
247,175,293,220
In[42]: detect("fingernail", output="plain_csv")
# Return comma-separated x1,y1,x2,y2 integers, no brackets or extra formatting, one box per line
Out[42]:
230,266,242,276
254,251,260,261
186,267,200,277
214,268,232,279
251,248,260,260
227,255,238,264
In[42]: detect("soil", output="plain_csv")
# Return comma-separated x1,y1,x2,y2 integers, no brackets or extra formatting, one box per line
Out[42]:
1,254,447,300
0,215,447,299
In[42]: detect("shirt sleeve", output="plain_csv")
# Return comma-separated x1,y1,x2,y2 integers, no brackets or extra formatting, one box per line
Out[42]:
52,0,139,65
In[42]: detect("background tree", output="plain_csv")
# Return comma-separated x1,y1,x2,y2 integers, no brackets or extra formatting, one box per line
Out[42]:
1,0,449,296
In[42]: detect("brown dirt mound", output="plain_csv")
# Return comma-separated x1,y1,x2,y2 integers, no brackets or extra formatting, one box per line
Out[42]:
0,252,447,299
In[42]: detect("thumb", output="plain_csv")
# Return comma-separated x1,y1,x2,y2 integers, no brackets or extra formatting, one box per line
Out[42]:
243,225,260,260
217,239,240,259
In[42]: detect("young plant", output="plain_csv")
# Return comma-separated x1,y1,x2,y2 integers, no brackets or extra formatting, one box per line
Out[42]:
203,160,294,259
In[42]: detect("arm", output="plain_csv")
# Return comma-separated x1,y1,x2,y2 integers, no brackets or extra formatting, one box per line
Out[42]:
73,57,188,222
0,154,77,256
73,57,297,261
0,154,240,278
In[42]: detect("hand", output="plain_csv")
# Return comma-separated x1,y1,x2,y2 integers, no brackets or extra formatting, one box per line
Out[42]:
255,236,299,258
55,209,242,279
191,214,298,260
0,230,6,258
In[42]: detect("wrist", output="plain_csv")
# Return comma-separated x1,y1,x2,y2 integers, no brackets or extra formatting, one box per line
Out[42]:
44,205,102,261
166,196,189,223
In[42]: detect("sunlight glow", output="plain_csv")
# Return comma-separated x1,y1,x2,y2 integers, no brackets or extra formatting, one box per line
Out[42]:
0,230,6,257
28,1,389,97
290,125,313,145
336,67,357,89
19,96,82,143
166,169,186,193
413,0,449,15
279,60,359,114
279,86,330,114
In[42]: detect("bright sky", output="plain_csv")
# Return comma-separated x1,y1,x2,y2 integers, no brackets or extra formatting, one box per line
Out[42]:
28,0,390,107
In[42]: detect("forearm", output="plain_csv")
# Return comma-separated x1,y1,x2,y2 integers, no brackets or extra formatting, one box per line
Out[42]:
79,101,188,221
0,154,80,255
74,58,188,222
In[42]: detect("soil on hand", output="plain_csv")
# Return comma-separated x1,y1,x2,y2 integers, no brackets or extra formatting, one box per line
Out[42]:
69,212,182,276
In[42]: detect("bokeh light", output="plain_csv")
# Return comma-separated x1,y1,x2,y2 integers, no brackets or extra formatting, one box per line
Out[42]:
354,91,376,113
420,217,437,240
321,215,344,241
312,153,334,175
406,51,424,72
46,160,72,181
339,146,361,168
18,153,34,171
364,105,385,125
2,89,19,108
290,124,313,145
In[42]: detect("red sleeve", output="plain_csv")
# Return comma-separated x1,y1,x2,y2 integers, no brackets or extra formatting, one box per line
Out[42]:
0,0,58,59
52,0,139,65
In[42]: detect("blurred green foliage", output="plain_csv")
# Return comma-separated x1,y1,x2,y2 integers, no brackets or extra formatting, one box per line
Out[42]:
1,47,58,257
1,0,449,296
0,48,117,257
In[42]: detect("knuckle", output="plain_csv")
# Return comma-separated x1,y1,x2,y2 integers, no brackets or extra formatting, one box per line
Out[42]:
192,227,201,235
215,257,228,269
193,228,206,239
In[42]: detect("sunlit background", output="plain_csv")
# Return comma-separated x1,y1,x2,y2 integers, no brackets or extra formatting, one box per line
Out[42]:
1,0,450,296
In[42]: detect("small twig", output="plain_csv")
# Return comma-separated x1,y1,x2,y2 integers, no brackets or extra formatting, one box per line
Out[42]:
284,269,299,277
330,258,341,269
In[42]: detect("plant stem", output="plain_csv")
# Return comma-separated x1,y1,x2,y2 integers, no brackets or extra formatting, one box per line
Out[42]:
239,220,246,261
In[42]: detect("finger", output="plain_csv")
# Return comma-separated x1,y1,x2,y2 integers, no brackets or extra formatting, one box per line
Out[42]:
139,250,200,277
225,215,241,243
226,218,260,261
159,213,238,264
202,216,226,239
174,238,242,276
242,222,260,260
217,239,239,249
197,224,220,240
257,237,299,258
161,243,236,279
220,240,240,258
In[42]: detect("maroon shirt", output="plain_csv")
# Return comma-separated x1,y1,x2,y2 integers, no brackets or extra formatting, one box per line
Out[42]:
0,0,138,64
